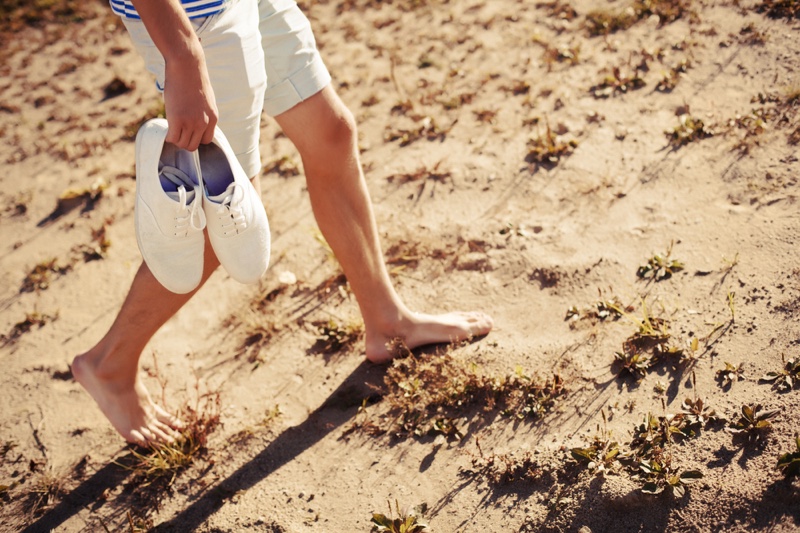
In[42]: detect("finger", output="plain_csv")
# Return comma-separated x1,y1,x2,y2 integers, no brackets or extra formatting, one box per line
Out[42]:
174,127,194,151
200,123,215,145
186,128,204,152
165,123,182,146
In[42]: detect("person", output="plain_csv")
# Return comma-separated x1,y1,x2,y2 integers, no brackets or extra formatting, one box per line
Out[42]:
71,0,494,447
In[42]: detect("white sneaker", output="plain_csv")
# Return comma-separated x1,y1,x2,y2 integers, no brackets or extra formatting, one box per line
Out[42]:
199,127,270,284
134,118,207,294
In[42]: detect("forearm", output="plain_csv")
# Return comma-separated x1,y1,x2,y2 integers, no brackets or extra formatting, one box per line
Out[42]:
131,0,204,68
130,0,218,149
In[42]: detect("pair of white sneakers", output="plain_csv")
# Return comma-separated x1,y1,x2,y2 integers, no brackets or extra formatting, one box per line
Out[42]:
134,118,270,294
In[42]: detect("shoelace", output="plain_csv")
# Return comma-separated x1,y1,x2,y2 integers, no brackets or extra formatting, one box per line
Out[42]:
161,166,206,237
214,182,247,236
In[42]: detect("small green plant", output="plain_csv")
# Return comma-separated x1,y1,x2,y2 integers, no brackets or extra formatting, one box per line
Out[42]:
539,0,578,21
73,223,112,262
264,155,301,177
716,362,745,388
625,413,705,497
760,354,800,391
384,116,454,147
542,43,581,69
590,66,646,98
727,404,779,443
667,114,714,147
314,318,364,354
613,300,677,379
584,0,692,36
371,500,428,533
21,259,71,292
614,349,652,379
727,107,778,153
639,453,703,497
680,397,718,427
637,244,685,281
525,119,578,168
565,298,627,322
655,59,690,92
777,435,800,479
468,439,543,485
629,412,696,457
584,7,637,36
571,426,622,476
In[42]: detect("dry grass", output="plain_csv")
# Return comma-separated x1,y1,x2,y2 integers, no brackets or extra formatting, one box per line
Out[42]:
313,318,364,355
118,389,221,487
371,500,429,533
0,0,98,34
756,0,800,19
666,114,714,147
20,259,72,293
383,116,455,147
359,350,566,440
466,439,545,485
585,0,694,37
1,309,59,346
19,465,68,516
525,119,578,169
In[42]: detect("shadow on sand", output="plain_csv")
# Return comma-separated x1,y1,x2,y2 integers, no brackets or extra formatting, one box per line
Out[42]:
23,360,384,532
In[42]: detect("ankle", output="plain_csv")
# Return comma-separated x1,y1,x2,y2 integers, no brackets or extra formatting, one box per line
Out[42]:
72,345,139,388
365,306,415,341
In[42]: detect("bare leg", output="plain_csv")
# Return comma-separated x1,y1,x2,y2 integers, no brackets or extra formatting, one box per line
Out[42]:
72,178,262,446
273,87,493,363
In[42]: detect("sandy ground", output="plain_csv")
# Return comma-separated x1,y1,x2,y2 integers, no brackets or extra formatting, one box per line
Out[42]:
1,0,800,531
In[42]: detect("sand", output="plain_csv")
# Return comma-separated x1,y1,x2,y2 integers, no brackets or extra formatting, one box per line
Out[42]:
1,0,799,531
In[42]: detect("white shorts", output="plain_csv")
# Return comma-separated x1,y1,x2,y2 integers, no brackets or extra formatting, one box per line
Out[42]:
122,0,331,177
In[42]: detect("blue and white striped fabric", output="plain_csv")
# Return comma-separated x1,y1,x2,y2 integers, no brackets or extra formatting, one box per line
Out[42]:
109,0,227,20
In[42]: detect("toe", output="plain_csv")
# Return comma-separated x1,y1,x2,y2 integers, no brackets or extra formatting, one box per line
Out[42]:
154,405,184,429
155,420,182,441
128,429,149,448
138,427,159,446
468,312,494,333
149,425,175,444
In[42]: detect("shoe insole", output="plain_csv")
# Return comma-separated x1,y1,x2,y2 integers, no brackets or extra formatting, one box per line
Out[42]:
198,143,235,197
159,142,199,192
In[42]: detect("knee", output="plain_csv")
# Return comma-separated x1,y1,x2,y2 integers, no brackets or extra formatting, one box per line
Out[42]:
282,89,360,161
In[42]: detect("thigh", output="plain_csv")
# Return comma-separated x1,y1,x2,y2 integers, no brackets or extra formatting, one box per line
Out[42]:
258,0,332,117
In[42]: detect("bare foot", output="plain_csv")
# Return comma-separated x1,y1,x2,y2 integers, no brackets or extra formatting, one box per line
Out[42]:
365,311,494,364
71,354,183,447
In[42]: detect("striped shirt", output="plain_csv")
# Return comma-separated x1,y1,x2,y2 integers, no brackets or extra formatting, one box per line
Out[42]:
109,0,227,20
